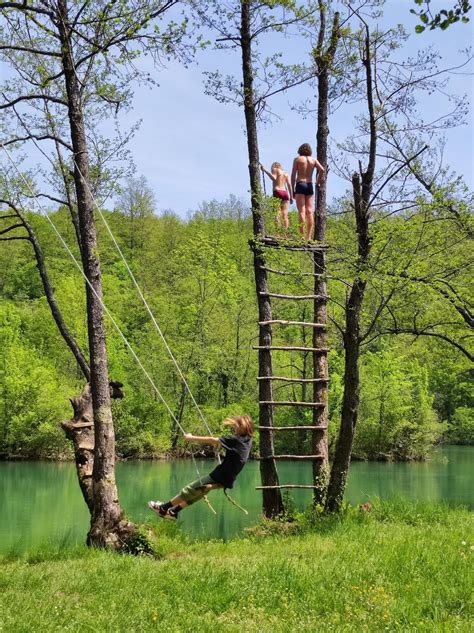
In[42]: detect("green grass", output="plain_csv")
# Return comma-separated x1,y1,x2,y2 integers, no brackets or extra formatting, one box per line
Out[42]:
0,502,473,632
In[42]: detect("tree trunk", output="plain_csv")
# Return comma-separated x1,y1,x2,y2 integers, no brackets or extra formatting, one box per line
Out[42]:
325,172,371,512
61,382,136,541
57,0,131,547
325,22,375,513
171,381,186,452
241,0,282,517
311,8,340,504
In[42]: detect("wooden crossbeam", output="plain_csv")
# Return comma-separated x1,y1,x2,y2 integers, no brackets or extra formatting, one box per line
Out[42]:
259,292,328,300
257,425,328,431
259,266,324,277
259,236,329,252
258,320,326,328
259,401,325,407
256,485,317,490
257,376,329,383
258,454,325,460
253,346,329,353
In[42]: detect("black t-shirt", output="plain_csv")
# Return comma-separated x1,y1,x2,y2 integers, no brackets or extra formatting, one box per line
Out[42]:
209,434,252,489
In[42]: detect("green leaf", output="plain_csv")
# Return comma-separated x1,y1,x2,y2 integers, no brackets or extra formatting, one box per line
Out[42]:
415,25,426,33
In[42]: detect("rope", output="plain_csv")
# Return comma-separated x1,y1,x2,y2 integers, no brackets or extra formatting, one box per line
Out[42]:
224,488,248,515
4,105,216,448
0,144,214,494
73,157,216,442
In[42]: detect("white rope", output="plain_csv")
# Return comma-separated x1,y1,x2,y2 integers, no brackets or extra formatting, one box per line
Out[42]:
2,107,217,452
0,143,212,483
72,159,216,441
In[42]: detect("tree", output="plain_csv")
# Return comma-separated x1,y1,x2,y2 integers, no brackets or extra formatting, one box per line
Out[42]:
115,176,156,253
0,0,187,547
323,1,471,511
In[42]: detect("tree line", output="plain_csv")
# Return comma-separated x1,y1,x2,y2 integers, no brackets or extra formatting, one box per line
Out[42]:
1,195,471,459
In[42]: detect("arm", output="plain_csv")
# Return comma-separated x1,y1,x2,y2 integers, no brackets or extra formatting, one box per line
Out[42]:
260,163,277,182
285,173,293,201
291,158,298,194
184,433,220,448
315,159,325,187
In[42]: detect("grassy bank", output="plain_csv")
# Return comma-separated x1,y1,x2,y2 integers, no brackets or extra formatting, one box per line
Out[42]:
1,502,472,632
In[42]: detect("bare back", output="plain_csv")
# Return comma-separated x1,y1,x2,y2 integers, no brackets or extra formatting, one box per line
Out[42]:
273,167,290,190
292,156,318,183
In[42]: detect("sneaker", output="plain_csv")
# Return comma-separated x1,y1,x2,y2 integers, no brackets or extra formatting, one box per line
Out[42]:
148,500,172,519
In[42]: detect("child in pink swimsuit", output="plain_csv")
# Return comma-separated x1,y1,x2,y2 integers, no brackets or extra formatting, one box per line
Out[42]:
260,161,293,235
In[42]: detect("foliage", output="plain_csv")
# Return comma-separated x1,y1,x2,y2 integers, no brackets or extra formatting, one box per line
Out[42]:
411,0,471,32
0,303,73,457
0,201,471,459
446,406,474,444
355,349,444,460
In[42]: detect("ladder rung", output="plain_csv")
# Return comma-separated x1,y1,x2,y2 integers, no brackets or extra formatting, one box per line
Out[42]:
258,425,328,431
258,237,329,252
257,376,329,383
256,485,318,489
259,266,324,277
259,454,325,461
259,292,329,300
254,346,329,353
259,320,326,328
259,401,325,407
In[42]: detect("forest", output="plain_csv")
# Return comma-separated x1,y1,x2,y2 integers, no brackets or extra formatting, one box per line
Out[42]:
1,191,472,460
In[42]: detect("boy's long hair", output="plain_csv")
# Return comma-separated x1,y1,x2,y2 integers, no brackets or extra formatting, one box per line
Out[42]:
223,415,254,436
298,143,312,156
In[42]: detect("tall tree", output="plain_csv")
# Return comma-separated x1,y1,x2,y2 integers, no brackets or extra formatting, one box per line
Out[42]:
0,0,187,547
191,0,322,516
323,2,471,511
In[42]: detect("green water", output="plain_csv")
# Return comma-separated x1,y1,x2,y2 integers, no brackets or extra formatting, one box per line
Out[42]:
0,446,472,551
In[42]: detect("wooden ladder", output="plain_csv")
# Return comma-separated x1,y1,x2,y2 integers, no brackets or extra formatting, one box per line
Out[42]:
251,236,330,495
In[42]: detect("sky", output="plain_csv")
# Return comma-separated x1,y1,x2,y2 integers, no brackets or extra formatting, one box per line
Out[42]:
114,1,474,217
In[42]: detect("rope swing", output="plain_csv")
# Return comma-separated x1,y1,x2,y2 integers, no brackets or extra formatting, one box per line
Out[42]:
0,143,251,516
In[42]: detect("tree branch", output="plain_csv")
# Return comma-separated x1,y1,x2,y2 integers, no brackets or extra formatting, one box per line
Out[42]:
0,94,67,110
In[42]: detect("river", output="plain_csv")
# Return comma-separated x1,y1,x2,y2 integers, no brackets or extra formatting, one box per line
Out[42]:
0,445,472,551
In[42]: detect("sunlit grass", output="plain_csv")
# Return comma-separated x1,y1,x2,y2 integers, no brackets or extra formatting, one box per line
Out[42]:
1,503,472,632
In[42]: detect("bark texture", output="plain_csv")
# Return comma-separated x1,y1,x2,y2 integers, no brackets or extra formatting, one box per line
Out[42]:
57,0,127,546
311,8,340,503
62,382,137,545
241,0,282,517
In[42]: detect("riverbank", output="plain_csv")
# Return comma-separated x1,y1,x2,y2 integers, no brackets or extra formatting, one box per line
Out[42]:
1,440,471,462
1,502,472,631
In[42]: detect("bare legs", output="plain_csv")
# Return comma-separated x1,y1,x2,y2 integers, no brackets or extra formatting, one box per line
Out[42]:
169,483,221,510
276,199,290,236
296,193,314,241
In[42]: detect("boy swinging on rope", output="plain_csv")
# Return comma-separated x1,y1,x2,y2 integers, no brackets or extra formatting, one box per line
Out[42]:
148,415,253,520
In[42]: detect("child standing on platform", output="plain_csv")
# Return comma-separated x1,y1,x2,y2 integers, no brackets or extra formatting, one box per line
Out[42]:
260,162,293,235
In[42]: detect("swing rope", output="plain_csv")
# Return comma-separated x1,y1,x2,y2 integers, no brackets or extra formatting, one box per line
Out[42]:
224,489,249,515
0,143,217,514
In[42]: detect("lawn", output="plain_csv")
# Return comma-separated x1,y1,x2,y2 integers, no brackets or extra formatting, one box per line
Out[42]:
0,502,472,632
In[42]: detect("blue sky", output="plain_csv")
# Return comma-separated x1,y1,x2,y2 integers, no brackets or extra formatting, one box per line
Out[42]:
117,1,473,217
